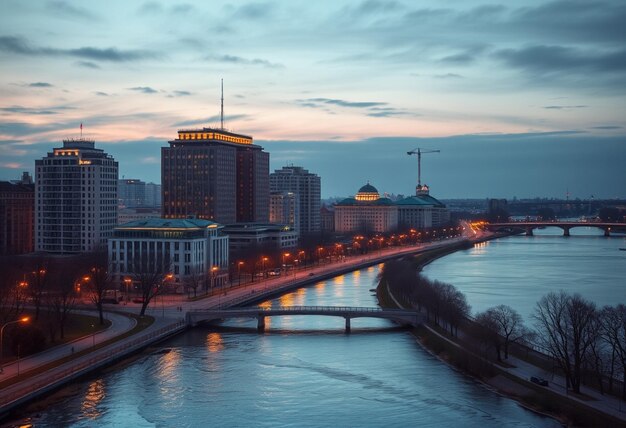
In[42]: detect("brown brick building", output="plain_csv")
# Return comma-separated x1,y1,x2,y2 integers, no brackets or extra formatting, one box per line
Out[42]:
162,128,269,224
0,175,35,255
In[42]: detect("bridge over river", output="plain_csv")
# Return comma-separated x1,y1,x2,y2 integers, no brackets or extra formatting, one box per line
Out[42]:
186,306,423,332
486,221,624,236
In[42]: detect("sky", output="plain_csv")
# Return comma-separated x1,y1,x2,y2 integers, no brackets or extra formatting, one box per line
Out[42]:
0,0,625,199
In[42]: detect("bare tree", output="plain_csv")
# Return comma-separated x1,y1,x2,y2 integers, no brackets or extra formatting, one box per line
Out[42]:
27,254,50,321
533,291,598,394
185,264,206,298
476,305,528,361
46,265,78,341
84,251,112,325
0,256,28,325
600,304,626,400
129,252,171,317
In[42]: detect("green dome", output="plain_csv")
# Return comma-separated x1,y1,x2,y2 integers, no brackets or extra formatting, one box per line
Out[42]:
358,183,378,194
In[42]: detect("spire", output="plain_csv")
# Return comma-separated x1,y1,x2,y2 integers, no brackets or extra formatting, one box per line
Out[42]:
220,78,224,130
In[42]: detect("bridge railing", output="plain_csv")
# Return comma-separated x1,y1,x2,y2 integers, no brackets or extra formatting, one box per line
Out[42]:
190,306,416,314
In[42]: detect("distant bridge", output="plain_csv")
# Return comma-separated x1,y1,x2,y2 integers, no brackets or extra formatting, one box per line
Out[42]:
186,306,423,332
486,221,625,236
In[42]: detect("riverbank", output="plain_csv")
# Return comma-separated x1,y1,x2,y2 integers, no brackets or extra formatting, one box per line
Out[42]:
377,237,626,427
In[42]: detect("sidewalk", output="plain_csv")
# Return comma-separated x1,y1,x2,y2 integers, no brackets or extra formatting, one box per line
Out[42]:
0,310,135,381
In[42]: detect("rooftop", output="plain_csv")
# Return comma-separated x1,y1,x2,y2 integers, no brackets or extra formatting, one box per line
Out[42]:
115,218,221,230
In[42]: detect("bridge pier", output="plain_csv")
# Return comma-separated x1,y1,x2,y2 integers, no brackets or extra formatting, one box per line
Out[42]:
604,228,611,237
563,227,570,237
525,227,534,236
345,317,351,333
257,316,265,332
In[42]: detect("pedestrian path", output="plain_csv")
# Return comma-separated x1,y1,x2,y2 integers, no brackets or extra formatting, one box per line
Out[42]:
0,310,136,381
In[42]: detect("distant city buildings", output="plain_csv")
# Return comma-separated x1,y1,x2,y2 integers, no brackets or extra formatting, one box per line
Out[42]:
223,223,298,252
35,139,118,254
108,218,229,290
269,191,299,231
162,128,269,224
118,179,161,208
117,207,161,225
269,165,320,235
335,182,449,233
0,172,34,255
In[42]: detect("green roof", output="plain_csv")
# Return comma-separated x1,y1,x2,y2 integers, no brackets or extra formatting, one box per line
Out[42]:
116,218,221,229
396,195,446,207
358,183,378,194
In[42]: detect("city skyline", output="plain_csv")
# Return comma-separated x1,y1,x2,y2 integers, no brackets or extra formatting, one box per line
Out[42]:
1,0,625,199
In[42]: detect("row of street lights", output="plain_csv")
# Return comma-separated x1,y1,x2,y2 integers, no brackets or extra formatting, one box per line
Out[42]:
0,316,30,374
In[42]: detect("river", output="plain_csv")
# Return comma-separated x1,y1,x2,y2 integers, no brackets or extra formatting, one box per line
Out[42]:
422,227,626,320
16,260,563,427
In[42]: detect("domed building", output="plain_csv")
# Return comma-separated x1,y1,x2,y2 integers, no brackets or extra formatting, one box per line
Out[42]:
334,183,398,233
334,182,450,233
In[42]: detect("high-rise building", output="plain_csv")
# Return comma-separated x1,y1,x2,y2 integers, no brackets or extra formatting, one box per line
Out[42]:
145,182,162,207
0,173,34,255
269,166,320,235
269,191,299,231
162,128,269,224
35,139,118,254
118,179,146,208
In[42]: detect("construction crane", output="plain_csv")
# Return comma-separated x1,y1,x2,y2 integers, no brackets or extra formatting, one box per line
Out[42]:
407,148,440,190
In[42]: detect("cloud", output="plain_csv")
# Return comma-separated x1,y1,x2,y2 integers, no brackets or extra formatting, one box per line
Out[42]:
439,52,475,64
591,125,622,130
300,98,387,109
128,86,158,94
46,1,99,20
0,162,23,169
233,2,275,20
170,90,192,97
543,105,587,109
94,91,109,96
28,82,53,87
1,106,56,115
0,35,159,62
494,45,626,74
76,61,100,69
433,73,463,79
139,156,159,164
173,114,249,127
366,107,416,118
137,1,162,14
210,54,284,68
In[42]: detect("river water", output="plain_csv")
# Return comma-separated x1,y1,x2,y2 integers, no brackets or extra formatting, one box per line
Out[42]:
422,227,626,321
18,261,563,427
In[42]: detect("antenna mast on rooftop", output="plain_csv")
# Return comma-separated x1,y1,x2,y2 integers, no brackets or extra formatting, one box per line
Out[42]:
220,78,224,130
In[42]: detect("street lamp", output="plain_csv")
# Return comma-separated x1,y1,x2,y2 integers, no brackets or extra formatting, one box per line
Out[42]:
261,257,268,281
211,266,219,294
237,261,244,286
124,277,132,303
282,252,290,272
1,316,30,373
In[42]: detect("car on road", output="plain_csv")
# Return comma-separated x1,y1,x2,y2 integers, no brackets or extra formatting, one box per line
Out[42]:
308,272,315,276
530,376,549,386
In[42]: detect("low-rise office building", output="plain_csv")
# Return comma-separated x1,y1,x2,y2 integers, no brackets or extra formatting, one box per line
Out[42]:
108,218,229,291
223,223,298,252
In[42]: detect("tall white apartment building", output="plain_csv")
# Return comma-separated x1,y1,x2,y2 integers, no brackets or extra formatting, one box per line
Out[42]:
35,139,118,254
269,166,320,235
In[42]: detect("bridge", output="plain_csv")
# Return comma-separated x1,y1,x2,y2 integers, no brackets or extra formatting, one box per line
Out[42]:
486,221,625,236
186,306,423,332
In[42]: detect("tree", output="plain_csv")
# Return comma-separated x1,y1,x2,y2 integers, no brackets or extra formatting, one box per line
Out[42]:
600,304,626,400
47,264,78,341
129,252,171,317
84,251,112,325
27,254,50,321
533,291,598,393
598,207,622,222
476,305,528,361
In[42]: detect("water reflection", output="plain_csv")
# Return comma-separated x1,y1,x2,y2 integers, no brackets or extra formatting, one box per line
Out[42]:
206,332,224,353
80,379,105,420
